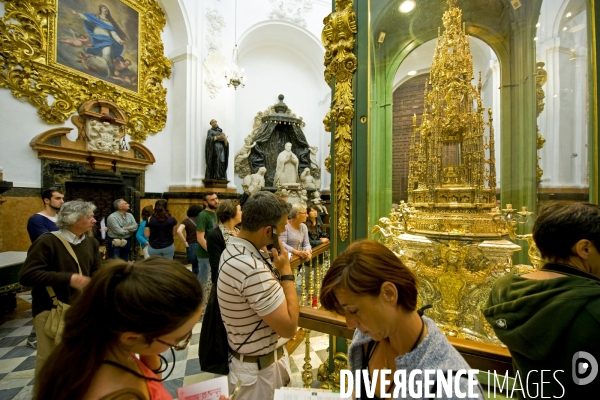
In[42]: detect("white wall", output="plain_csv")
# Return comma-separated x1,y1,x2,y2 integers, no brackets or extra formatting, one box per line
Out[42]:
197,0,331,191
0,0,333,193
536,0,589,189
0,0,183,192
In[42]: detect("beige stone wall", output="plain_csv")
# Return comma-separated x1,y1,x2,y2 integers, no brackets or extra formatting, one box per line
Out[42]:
0,196,42,252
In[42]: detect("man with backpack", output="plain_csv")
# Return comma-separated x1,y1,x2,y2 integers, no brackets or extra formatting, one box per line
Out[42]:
215,192,297,399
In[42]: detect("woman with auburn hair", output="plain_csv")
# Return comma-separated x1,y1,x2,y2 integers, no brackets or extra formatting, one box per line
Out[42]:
144,199,177,259
320,239,483,400
35,258,204,400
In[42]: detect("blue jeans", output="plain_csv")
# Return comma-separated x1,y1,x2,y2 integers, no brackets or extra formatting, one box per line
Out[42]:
148,243,175,260
107,237,132,261
198,257,210,293
186,243,199,277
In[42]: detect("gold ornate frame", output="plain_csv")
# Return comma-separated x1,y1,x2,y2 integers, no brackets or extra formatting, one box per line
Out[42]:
0,0,170,142
322,0,357,242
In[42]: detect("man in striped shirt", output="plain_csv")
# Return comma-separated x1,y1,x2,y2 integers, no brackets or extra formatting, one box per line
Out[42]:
217,191,297,400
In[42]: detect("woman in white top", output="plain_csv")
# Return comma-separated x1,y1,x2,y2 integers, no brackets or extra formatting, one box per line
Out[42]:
280,203,311,261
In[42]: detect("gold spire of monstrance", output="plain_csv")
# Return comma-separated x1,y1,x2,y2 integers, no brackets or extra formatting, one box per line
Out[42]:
372,0,524,345
406,0,504,239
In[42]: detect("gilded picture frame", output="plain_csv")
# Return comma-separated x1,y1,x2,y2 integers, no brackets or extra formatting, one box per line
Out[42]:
0,0,171,141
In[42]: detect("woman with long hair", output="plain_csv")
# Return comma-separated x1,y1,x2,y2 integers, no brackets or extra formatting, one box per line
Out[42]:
305,205,329,248
135,205,153,259
176,204,203,278
35,257,203,400
144,199,177,259
320,240,484,399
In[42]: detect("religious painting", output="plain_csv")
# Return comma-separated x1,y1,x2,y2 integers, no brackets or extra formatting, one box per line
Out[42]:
56,0,139,91
0,0,170,141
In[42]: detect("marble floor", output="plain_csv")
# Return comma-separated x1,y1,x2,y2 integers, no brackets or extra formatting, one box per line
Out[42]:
0,293,329,399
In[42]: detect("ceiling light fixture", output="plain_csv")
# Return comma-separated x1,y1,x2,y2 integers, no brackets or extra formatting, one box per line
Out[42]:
399,0,416,13
225,0,245,89
407,70,417,76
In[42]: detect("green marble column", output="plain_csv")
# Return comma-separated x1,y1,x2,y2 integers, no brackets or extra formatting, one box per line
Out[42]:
499,16,540,265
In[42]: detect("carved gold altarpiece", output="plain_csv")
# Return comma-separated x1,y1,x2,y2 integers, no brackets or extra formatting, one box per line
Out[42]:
30,99,155,172
322,0,356,242
373,0,527,345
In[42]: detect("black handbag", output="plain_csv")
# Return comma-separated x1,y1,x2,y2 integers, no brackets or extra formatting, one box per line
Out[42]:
198,283,231,374
198,254,262,375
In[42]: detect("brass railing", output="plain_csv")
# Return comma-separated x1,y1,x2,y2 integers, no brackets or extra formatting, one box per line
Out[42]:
290,243,330,308
292,306,513,390
282,244,513,391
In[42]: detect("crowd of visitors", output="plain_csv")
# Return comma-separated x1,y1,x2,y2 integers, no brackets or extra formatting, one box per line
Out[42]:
19,187,598,399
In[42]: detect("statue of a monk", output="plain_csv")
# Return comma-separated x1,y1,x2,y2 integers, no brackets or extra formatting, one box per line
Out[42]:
205,119,229,180
274,142,299,186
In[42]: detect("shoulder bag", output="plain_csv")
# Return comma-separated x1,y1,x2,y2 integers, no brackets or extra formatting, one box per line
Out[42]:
43,231,82,344
198,253,262,375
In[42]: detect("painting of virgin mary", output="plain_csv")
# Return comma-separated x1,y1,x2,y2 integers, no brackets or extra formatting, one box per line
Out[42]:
57,1,139,91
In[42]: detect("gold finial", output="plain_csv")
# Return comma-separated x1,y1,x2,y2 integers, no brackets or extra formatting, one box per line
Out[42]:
408,0,497,218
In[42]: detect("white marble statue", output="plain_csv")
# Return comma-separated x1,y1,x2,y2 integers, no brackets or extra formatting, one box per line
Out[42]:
312,190,328,215
300,168,317,189
242,167,266,195
234,136,257,164
276,187,290,201
299,189,308,206
274,142,299,186
309,146,319,169
234,136,257,177
87,120,120,155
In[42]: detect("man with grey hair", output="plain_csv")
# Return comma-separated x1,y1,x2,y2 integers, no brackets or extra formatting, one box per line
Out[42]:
217,191,298,400
19,199,102,390
106,198,137,261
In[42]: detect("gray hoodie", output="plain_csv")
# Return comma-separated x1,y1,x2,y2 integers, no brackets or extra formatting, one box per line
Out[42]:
348,316,484,399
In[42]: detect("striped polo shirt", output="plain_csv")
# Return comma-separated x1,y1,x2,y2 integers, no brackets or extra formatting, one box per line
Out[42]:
217,237,285,356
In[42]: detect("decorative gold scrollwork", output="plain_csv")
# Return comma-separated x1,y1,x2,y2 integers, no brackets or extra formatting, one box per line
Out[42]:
322,0,356,242
535,62,547,183
0,0,170,142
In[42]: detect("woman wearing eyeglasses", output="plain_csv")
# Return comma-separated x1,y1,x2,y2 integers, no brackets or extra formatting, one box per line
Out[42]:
34,257,214,400
280,203,312,261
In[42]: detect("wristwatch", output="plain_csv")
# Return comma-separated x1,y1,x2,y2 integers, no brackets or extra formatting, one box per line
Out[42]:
280,275,294,282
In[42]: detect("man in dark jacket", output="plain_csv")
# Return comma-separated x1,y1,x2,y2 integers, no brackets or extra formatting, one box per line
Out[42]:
483,201,600,398
19,199,102,391
26,187,64,243
25,187,64,349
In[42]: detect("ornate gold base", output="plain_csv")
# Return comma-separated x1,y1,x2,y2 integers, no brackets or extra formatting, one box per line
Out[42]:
317,352,348,392
396,234,521,345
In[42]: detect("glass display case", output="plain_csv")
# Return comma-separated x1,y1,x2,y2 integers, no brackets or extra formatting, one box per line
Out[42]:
322,0,598,343
363,0,597,238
